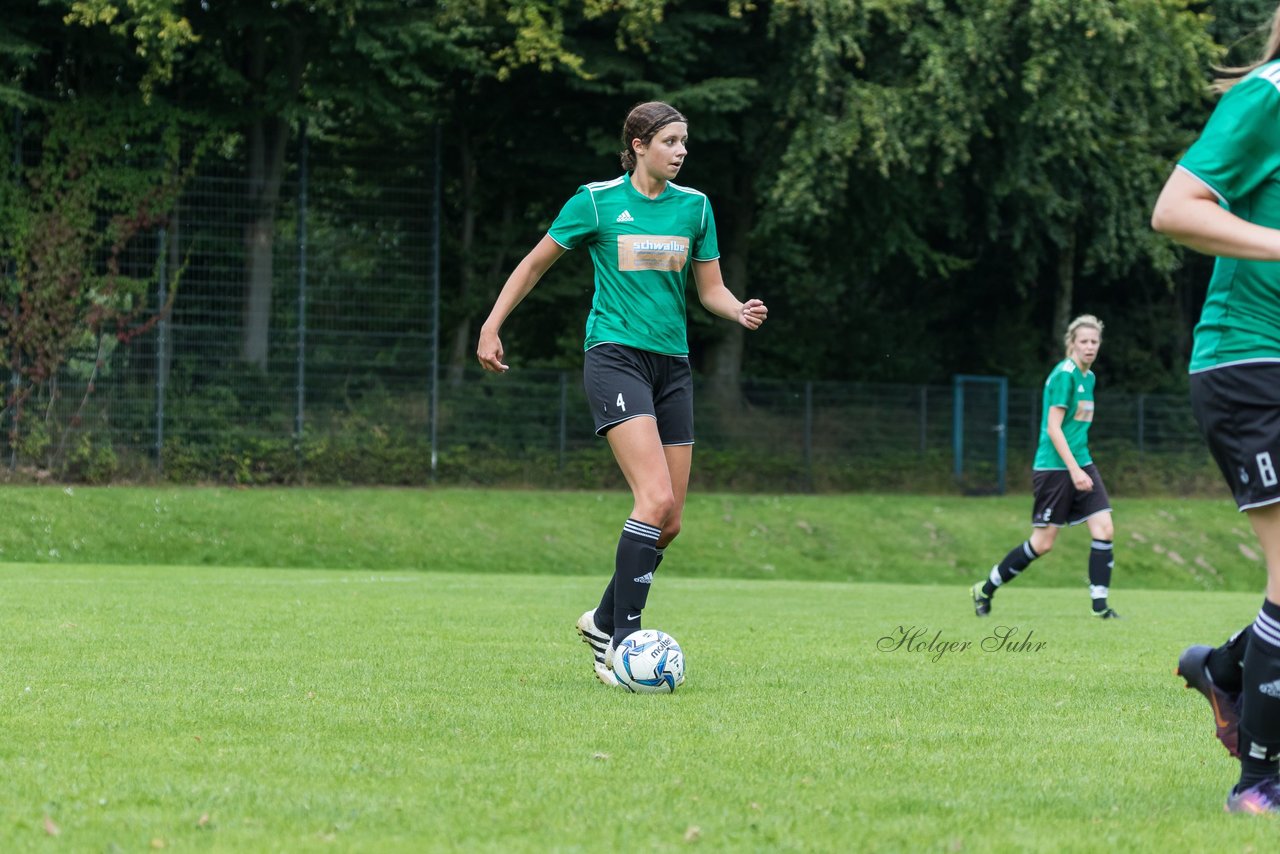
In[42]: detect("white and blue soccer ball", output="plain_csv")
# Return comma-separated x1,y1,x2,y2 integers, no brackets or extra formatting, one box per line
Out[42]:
612,629,685,694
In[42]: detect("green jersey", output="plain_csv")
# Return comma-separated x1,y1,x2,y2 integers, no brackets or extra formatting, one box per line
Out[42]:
1179,61,1280,373
547,175,720,356
1033,359,1095,470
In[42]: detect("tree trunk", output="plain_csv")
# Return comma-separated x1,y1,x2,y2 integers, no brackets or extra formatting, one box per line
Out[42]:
701,173,754,411
160,204,179,391
1051,227,1076,350
446,128,478,385
242,211,275,368
447,128,515,384
239,25,299,371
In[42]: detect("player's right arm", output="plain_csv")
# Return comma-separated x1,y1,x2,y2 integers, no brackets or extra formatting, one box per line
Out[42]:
1046,406,1093,492
1152,74,1280,260
1151,169,1280,260
477,235,566,373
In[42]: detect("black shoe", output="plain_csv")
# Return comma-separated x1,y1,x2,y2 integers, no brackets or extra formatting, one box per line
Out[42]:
1092,607,1121,619
971,582,991,617
1177,644,1241,758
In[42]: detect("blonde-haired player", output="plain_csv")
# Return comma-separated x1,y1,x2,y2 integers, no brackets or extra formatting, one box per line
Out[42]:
971,315,1119,619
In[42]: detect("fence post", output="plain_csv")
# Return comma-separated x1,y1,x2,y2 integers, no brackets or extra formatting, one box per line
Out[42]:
155,227,168,471
919,385,928,455
429,123,442,481
6,109,19,470
295,120,309,476
803,381,814,491
952,378,964,480
558,372,567,471
1030,390,1039,451
1137,393,1145,458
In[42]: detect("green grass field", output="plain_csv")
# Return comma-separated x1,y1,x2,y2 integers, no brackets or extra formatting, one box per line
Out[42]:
1,487,1276,851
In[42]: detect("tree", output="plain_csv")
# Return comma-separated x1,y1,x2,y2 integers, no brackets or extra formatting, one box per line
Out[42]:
1,99,196,470
963,0,1214,344
703,0,1215,386
0,1,202,472
429,0,672,381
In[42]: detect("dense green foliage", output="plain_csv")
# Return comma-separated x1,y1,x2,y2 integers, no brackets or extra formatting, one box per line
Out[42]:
1,1,1273,484
0,0,1257,398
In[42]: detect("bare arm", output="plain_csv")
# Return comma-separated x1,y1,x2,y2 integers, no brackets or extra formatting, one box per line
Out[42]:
1151,168,1280,260
476,235,567,373
1046,406,1092,492
692,259,768,330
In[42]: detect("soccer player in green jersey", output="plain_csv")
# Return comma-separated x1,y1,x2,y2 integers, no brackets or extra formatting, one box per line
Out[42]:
970,315,1119,619
476,102,768,688
1152,2,1280,814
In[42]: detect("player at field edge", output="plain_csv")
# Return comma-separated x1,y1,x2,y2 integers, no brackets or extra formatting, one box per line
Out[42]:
1151,1,1280,815
476,101,768,687
970,315,1119,620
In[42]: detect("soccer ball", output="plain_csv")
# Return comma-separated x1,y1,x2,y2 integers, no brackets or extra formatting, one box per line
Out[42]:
612,629,684,694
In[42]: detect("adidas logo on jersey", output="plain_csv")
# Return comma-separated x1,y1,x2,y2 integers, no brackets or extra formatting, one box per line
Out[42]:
616,210,634,223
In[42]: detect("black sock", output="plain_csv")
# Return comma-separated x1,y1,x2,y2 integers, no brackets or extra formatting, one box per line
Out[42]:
982,541,1039,598
1238,601,1280,790
596,548,663,636
611,519,661,647
1088,539,1113,612
1208,627,1250,693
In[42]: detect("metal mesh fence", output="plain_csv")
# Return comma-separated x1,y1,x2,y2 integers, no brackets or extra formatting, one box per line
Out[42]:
2,122,1217,493
443,370,1215,494
3,124,438,483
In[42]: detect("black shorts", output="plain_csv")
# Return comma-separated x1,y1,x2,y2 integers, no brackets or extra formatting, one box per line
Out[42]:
1190,362,1280,511
1030,464,1112,527
583,343,694,444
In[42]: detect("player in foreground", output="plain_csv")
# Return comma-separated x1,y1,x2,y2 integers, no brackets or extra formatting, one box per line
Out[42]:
477,102,768,686
970,315,1119,619
1151,2,1280,813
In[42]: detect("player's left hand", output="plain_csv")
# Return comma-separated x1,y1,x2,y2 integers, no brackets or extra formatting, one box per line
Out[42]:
739,298,768,331
1071,467,1094,492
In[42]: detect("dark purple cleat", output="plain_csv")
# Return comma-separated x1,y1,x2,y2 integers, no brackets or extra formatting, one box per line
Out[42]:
1225,779,1280,814
1178,644,1241,759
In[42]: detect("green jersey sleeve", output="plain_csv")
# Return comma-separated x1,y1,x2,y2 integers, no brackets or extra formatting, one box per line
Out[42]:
547,186,599,249
1179,70,1280,204
1044,367,1074,410
692,197,720,261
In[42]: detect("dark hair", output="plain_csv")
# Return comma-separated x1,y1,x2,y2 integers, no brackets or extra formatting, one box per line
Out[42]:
619,102,687,172
1213,3,1280,92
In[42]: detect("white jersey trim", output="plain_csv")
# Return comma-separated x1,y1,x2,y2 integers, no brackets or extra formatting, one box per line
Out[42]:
1241,494,1280,512
1189,357,1280,374
584,340,690,358
584,176,627,230
669,181,710,232
1259,63,1280,93
1175,164,1226,204
1068,508,1113,527
585,177,626,191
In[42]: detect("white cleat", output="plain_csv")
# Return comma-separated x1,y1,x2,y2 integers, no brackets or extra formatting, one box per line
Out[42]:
576,609,618,687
